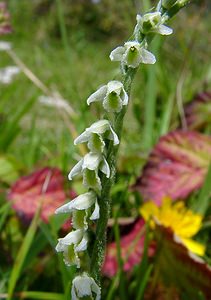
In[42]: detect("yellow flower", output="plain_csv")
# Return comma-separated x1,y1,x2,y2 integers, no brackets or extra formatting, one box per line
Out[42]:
140,197,205,256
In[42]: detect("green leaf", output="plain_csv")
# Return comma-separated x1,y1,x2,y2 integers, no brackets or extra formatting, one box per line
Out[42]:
7,206,41,299
5,291,64,300
191,163,211,215
0,156,19,184
0,202,11,231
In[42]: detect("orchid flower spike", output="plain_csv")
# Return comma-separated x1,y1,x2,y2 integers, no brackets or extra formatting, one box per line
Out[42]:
55,229,88,268
68,152,110,191
74,119,119,153
55,191,99,229
135,12,173,37
87,81,128,113
110,41,156,68
71,273,101,300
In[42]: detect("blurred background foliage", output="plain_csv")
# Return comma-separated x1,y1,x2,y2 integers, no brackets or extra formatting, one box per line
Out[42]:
0,0,211,298
1,0,210,177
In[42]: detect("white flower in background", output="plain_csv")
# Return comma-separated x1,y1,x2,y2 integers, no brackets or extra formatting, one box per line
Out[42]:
74,119,119,153
55,191,99,229
39,95,74,115
135,12,173,36
71,273,101,300
0,41,11,51
87,81,128,113
110,41,156,68
0,66,20,84
55,229,88,268
68,152,110,191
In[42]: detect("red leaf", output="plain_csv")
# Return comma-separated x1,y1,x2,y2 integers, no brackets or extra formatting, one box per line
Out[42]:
155,224,211,299
134,131,211,204
103,219,155,277
8,167,75,223
184,91,211,130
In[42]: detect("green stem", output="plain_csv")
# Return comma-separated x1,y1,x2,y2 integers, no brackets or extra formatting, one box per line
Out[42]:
90,0,192,285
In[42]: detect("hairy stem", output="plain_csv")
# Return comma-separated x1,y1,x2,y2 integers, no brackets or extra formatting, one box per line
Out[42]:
90,0,192,285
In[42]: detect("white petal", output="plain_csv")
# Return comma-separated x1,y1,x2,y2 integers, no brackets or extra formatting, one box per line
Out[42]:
90,200,100,220
68,159,83,180
71,192,96,210
55,202,72,214
124,41,140,50
136,14,142,24
157,24,173,35
100,157,110,178
72,275,92,299
55,192,96,214
88,119,109,134
74,130,90,145
82,152,102,170
87,85,107,105
108,125,119,145
72,274,101,300
60,229,83,246
91,278,101,300
75,233,88,252
107,80,123,95
140,48,156,64
121,89,129,106
109,46,125,61
55,240,66,252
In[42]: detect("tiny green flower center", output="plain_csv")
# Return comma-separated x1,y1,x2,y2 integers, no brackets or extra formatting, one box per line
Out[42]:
89,133,104,153
73,210,87,229
83,169,100,190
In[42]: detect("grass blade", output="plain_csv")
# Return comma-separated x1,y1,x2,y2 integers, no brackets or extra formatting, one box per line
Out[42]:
191,163,211,215
7,206,41,299
0,291,64,300
136,264,153,300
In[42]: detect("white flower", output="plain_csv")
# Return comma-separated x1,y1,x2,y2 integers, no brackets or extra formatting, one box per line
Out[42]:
71,273,101,300
68,152,110,191
55,229,88,268
110,41,156,68
55,192,99,229
39,95,74,115
0,41,11,51
135,12,173,36
0,66,20,84
74,119,119,153
87,81,128,113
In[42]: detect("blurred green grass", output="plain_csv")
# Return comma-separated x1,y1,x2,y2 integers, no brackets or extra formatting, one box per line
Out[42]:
1,0,210,176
